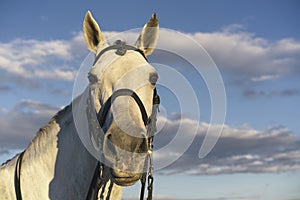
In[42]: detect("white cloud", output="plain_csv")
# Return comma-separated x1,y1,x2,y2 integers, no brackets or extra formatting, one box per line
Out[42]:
1,27,299,85
250,75,279,82
195,31,299,77
154,116,300,175
0,34,87,82
13,99,61,115
153,28,300,80
33,68,76,81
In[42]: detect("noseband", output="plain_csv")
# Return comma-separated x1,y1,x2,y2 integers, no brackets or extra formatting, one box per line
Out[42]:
86,40,160,200
98,88,149,128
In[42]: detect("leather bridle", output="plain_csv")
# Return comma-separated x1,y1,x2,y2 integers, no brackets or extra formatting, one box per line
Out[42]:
86,40,160,200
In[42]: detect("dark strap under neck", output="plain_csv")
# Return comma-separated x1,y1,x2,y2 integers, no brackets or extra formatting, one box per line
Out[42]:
14,151,25,200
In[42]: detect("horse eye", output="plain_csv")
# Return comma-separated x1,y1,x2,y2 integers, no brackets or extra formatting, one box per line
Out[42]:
149,72,158,85
88,72,98,84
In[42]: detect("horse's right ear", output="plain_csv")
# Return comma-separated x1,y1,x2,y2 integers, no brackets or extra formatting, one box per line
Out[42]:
83,11,107,54
135,13,159,56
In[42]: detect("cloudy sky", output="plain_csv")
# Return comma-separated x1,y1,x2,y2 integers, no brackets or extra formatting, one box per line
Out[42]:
1,1,300,199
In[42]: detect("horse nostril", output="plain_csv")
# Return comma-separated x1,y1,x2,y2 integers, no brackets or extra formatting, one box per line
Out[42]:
137,138,148,153
106,132,112,140
149,72,158,85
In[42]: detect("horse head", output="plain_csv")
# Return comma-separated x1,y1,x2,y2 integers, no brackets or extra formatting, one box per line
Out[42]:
83,11,159,187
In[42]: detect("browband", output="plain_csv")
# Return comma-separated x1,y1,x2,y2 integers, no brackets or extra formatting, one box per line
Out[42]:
93,40,147,66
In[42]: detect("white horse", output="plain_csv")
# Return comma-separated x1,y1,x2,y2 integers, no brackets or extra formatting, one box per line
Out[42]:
0,11,159,200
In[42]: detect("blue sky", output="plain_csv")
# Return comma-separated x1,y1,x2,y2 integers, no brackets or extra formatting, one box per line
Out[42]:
1,0,300,199
1,1,300,41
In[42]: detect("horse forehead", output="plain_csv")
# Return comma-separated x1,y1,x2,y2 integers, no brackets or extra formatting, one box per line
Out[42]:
90,51,147,77
90,51,156,82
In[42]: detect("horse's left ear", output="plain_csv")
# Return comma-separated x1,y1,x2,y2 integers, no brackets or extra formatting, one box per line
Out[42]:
83,11,107,54
135,13,159,56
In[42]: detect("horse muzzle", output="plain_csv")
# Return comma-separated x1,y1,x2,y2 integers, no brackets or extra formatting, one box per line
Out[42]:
110,168,142,186
101,125,149,185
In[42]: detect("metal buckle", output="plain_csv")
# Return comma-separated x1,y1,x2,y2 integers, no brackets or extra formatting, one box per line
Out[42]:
114,40,127,56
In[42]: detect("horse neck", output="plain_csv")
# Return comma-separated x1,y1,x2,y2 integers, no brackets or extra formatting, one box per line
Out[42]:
22,96,123,199
18,103,97,199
